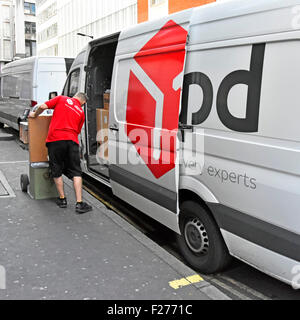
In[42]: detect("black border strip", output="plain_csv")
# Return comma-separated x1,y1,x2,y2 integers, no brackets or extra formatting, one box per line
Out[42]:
110,165,177,213
208,203,300,262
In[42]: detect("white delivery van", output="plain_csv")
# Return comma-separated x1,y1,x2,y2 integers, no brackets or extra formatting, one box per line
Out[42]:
0,56,73,130
64,0,300,287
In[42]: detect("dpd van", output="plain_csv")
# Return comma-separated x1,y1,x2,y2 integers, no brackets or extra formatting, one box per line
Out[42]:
63,0,300,288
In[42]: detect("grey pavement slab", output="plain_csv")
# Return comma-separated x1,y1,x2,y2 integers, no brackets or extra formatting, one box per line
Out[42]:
0,140,29,163
0,138,229,300
0,128,14,142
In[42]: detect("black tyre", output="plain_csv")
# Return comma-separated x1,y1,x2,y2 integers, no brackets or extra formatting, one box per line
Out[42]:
20,174,29,193
0,123,4,129
176,200,232,274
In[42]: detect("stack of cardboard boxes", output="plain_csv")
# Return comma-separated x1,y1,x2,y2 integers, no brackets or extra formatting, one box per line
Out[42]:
28,116,52,163
96,90,110,161
27,115,58,199
19,122,29,144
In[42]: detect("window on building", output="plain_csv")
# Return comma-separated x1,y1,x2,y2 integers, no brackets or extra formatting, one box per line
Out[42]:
32,41,37,56
3,22,11,37
25,40,36,57
149,0,168,20
150,0,165,6
25,22,36,35
2,5,10,20
3,40,11,60
38,23,57,43
37,2,57,25
24,2,36,15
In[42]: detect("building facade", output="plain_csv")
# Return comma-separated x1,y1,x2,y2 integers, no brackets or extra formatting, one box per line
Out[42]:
37,0,219,58
0,0,14,70
0,0,36,71
37,0,137,58
24,0,36,57
138,0,216,23
36,0,58,56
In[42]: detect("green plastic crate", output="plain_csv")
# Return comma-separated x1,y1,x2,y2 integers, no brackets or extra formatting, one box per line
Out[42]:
29,164,58,200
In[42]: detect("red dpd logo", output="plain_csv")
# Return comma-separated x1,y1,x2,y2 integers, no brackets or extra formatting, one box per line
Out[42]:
126,20,188,179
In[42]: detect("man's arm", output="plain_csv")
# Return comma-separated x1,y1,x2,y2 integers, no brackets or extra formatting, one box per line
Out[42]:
28,96,61,119
28,104,49,119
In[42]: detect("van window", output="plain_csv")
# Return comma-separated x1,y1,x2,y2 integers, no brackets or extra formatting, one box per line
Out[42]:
1,72,31,99
69,69,80,96
63,68,80,97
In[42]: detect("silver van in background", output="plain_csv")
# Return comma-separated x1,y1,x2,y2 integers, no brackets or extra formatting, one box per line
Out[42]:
0,56,73,130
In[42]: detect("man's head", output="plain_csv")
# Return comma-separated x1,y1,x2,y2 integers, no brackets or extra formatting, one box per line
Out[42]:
74,92,88,106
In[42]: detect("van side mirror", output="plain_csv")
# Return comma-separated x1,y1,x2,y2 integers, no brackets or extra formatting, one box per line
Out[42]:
49,92,58,100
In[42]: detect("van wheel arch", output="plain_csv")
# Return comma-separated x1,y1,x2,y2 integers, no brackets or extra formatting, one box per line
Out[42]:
179,189,219,227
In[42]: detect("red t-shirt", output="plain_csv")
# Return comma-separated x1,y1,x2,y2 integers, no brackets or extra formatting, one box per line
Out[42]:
45,96,85,145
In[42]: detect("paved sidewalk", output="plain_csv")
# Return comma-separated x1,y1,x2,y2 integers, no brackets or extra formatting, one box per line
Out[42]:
0,134,230,300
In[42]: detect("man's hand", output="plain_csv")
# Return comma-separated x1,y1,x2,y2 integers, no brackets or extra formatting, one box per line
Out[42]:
28,111,36,119
28,104,49,119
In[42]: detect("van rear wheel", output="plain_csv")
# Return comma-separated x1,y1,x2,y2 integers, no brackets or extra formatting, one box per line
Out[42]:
176,200,231,274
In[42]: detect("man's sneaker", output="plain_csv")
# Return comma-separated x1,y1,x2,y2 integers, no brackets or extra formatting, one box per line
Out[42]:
56,197,67,208
76,202,93,214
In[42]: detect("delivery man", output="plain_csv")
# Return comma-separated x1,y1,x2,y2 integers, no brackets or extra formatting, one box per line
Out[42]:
29,92,92,214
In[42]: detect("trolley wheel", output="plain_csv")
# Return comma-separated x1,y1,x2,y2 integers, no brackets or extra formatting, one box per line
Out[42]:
20,174,29,193
176,200,232,274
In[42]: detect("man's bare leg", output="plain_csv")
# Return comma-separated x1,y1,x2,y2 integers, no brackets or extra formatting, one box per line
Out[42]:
54,176,65,198
54,176,67,208
73,176,82,203
73,176,92,214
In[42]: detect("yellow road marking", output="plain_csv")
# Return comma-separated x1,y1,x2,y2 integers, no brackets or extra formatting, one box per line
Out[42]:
186,275,204,284
169,275,204,290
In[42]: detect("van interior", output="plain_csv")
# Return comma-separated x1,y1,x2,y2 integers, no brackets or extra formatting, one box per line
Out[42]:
85,34,119,178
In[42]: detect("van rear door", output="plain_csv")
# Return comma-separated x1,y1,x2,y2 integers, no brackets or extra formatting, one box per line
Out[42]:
109,14,191,232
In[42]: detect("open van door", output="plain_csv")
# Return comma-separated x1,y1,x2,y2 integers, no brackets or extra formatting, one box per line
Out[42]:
109,16,190,233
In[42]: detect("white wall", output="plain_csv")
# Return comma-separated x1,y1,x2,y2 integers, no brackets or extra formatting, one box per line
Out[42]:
0,0,14,65
57,0,137,57
14,0,26,56
36,0,58,56
148,0,168,21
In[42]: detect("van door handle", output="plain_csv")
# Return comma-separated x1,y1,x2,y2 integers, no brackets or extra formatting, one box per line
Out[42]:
109,124,119,132
179,123,193,130
179,123,193,143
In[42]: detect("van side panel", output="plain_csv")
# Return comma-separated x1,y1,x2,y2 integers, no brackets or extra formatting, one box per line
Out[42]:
36,58,68,104
180,2,300,284
0,58,35,128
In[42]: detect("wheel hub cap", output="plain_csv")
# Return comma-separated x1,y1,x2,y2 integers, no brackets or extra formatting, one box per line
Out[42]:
184,218,209,254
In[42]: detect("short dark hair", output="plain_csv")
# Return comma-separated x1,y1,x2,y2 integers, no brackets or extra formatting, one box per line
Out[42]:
74,92,88,102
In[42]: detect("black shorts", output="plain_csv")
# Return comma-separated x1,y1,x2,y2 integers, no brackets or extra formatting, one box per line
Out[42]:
46,140,82,180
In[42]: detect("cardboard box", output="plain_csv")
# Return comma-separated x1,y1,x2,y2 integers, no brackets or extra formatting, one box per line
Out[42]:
96,109,109,143
28,116,52,163
19,122,29,145
103,92,110,110
97,141,109,161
